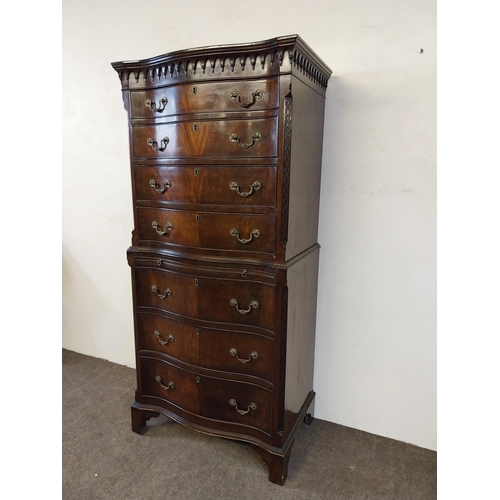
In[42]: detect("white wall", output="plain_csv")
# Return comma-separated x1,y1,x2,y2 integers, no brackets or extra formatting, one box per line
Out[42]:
62,0,436,450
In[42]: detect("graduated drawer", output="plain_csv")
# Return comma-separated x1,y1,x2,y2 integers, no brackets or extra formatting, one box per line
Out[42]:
132,118,277,158
137,207,275,255
134,267,275,330
140,357,272,434
137,312,273,382
130,78,278,118
135,165,276,207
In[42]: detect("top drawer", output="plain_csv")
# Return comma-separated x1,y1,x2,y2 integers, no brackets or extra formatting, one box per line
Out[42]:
130,78,279,118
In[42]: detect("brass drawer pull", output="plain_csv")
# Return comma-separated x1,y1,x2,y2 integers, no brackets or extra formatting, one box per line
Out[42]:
155,375,174,391
154,330,174,345
230,228,260,244
149,179,171,193
152,220,173,235
229,399,257,415
229,89,263,108
151,285,171,299
229,132,261,149
230,348,258,363
230,298,259,314
229,180,261,197
147,137,169,151
145,97,167,112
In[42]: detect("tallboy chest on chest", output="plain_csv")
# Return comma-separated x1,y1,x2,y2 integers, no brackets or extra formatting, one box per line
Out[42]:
112,35,331,485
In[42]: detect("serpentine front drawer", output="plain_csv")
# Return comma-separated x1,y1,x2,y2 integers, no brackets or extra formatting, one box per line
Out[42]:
134,266,276,331
137,311,274,382
140,356,273,434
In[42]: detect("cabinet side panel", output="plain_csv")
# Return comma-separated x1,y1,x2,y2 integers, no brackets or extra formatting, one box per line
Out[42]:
283,247,320,438
285,77,326,260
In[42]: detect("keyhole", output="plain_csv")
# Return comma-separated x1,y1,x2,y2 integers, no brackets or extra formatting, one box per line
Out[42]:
194,168,199,177
192,86,197,94
193,123,198,131
196,214,200,223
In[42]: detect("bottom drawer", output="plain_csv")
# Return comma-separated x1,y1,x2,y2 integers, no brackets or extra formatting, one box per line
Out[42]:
140,357,272,434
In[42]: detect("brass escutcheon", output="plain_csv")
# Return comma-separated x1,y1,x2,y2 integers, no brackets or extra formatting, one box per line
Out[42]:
229,132,261,149
229,399,257,415
149,179,171,193
230,228,260,244
230,348,258,364
145,97,167,112
147,137,169,151
155,375,174,391
151,285,171,299
229,89,263,108
230,298,259,314
229,180,261,197
154,330,174,345
152,220,173,235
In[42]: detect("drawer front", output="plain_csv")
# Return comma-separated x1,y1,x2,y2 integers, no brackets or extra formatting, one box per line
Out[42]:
137,312,274,382
132,118,277,158
198,373,272,434
140,357,272,433
130,78,279,118
140,357,199,414
135,267,275,330
135,267,197,318
137,208,275,254
135,165,277,207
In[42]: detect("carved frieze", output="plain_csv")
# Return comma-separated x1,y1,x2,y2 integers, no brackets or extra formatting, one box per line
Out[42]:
112,35,331,93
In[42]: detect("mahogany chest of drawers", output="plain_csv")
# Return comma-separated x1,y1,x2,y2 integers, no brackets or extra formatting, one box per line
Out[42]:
111,35,331,485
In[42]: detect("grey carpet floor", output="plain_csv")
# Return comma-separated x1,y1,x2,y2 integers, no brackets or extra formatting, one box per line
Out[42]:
62,349,436,500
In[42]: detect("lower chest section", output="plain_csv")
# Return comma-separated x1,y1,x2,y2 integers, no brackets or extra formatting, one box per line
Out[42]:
131,255,283,439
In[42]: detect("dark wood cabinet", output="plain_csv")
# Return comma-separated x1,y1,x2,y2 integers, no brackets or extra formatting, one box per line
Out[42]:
112,35,331,485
